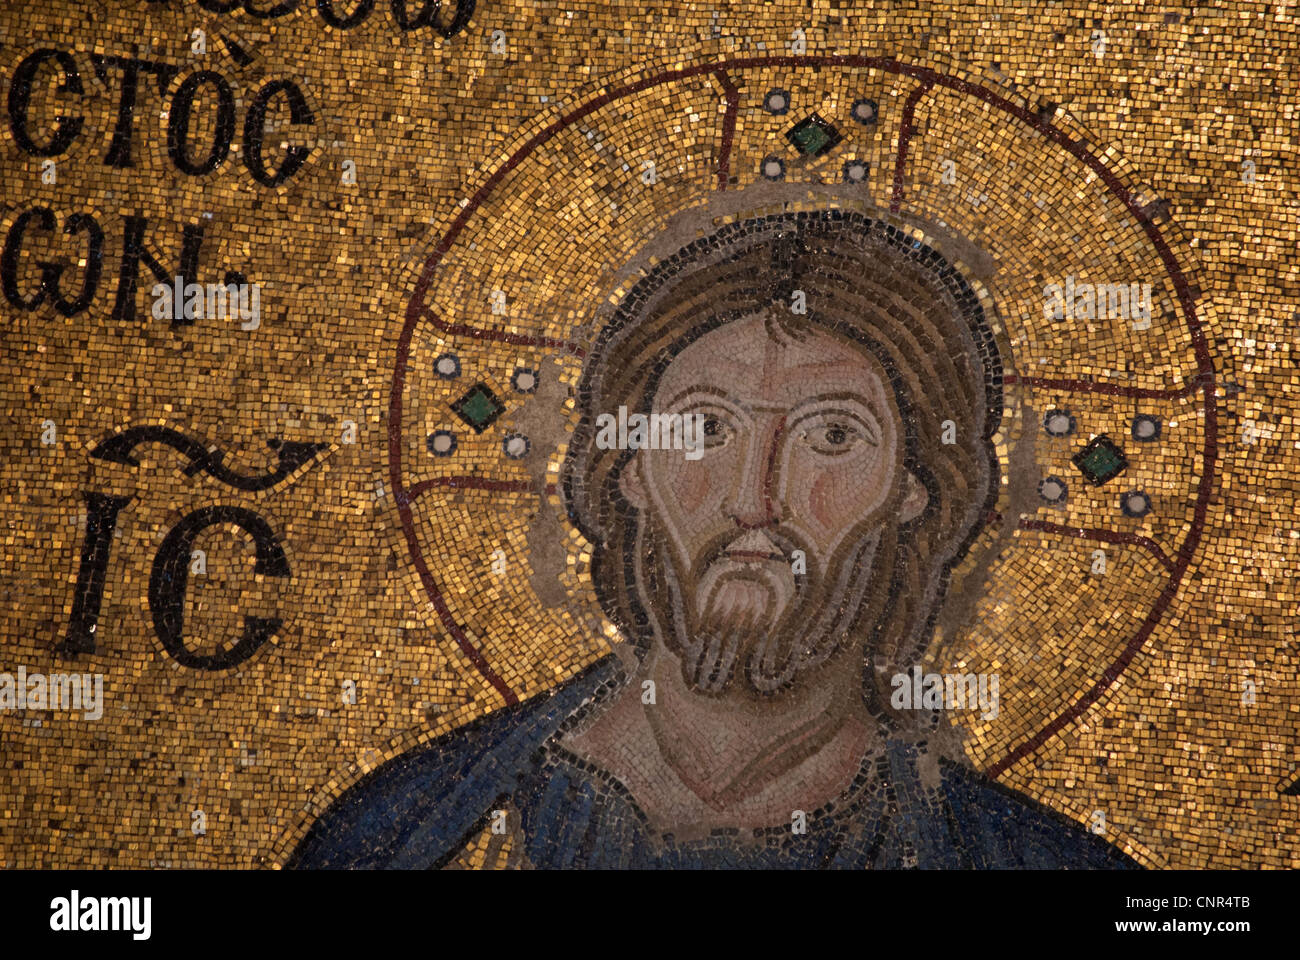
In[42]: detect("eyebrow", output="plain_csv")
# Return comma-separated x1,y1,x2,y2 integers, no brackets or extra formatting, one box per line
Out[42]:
662,385,887,427
754,392,886,420
659,385,736,410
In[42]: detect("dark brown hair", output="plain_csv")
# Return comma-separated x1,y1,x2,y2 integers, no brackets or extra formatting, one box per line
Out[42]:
562,210,1003,712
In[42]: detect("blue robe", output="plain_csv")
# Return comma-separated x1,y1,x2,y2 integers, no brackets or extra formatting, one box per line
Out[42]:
290,658,1138,870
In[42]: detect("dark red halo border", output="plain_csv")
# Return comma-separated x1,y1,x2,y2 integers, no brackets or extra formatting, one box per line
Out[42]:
387,55,1218,779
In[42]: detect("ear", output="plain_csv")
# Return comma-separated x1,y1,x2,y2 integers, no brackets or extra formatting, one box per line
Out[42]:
618,454,649,509
899,471,928,523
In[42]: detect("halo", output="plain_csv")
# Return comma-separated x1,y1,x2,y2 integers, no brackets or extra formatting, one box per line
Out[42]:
385,54,1217,781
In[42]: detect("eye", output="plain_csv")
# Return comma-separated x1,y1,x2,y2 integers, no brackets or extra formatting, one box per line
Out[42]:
802,420,867,456
701,415,732,447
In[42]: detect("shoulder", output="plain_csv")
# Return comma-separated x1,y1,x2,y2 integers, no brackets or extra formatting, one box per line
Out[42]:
288,663,614,869
937,758,1142,870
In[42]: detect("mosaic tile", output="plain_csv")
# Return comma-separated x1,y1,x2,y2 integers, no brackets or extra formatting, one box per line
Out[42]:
0,0,1295,874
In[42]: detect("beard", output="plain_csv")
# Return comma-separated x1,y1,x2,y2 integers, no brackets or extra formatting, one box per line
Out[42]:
640,519,889,695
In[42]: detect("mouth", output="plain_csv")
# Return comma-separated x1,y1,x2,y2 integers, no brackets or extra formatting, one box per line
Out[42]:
723,550,786,563
712,527,792,567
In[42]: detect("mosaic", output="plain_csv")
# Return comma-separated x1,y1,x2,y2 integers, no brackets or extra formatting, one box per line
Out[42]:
0,0,1295,871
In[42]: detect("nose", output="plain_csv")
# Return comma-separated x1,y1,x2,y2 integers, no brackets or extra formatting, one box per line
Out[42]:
727,415,785,529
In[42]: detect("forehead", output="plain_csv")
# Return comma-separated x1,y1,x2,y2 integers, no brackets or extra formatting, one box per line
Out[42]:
655,315,889,408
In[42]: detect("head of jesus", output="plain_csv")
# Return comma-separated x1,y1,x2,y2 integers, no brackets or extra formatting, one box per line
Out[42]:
563,212,1003,720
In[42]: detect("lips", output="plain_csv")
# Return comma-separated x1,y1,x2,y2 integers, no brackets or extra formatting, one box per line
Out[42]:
721,529,786,563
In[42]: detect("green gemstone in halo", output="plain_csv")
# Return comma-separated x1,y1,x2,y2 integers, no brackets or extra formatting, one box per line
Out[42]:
450,383,505,433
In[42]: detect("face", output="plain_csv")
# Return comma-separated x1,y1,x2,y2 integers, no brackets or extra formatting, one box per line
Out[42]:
620,313,928,695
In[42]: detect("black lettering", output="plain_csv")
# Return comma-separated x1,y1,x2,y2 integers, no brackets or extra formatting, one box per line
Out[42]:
243,79,314,187
216,34,256,67
148,506,290,670
91,426,327,492
7,48,83,156
316,0,375,29
59,492,132,656
166,70,236,176
243,0,300,18
50,213,103,316
390,0,438,29
1,207,58,310
93,55,179,168
111,214,206,325
432,0,474,38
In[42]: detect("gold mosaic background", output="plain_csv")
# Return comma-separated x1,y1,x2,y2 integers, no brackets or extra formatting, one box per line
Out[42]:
0,0,1295,869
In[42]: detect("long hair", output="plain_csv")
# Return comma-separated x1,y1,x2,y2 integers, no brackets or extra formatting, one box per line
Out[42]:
562,210,1003,719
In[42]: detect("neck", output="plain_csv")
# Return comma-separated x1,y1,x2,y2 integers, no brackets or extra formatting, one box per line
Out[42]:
564,639,882,834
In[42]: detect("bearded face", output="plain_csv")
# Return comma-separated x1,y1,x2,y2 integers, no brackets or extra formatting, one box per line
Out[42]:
649,520,888,693
618,313,929,696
